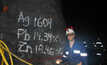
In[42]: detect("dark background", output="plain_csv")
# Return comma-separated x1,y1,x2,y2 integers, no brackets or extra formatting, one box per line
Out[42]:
61,0,106,65
61,0,106,46
61,0,97,36
61,0,106,44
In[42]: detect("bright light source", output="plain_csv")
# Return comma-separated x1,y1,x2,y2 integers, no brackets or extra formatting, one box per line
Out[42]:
73,50,80,54
96,53,102,56
101,45,103,47
56,61,60,64
80,53,87,56
56,59,62,64
62,55,67,58
65,51,69,55
96,42,102,44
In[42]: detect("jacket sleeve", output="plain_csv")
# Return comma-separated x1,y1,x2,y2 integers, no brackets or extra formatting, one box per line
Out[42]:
79,43,88,65
60,44,69,63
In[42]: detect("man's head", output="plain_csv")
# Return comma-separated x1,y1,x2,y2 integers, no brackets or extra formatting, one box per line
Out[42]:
65,26,75,41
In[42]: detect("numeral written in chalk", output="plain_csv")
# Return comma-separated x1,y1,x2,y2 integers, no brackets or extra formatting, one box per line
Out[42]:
17,28,59,42
34,17,52,29
35,44,63,55
17,43,62,55
18,11,52,29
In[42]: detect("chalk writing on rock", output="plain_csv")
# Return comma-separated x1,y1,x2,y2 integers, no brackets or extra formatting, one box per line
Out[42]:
17,11,62,56
18,11,52,29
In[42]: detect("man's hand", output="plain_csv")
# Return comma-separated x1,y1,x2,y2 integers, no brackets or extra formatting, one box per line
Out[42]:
56,59,62,64
77,62,82,65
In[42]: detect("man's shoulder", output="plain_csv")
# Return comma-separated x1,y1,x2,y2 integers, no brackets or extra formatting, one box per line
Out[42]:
74,41,85,50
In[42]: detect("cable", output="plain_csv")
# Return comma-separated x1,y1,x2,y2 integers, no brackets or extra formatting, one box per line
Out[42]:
0,40,13,65
0,40,33,65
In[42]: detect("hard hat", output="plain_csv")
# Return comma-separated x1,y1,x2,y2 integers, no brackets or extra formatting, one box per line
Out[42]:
65,26,75,35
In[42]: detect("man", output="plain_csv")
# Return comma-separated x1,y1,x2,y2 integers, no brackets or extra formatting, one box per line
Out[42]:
56,26,87,65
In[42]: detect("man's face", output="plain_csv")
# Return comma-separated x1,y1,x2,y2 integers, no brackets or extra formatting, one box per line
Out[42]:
67,34,75,41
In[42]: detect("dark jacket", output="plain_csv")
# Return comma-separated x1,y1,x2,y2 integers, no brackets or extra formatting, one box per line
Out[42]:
61,40,87,65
